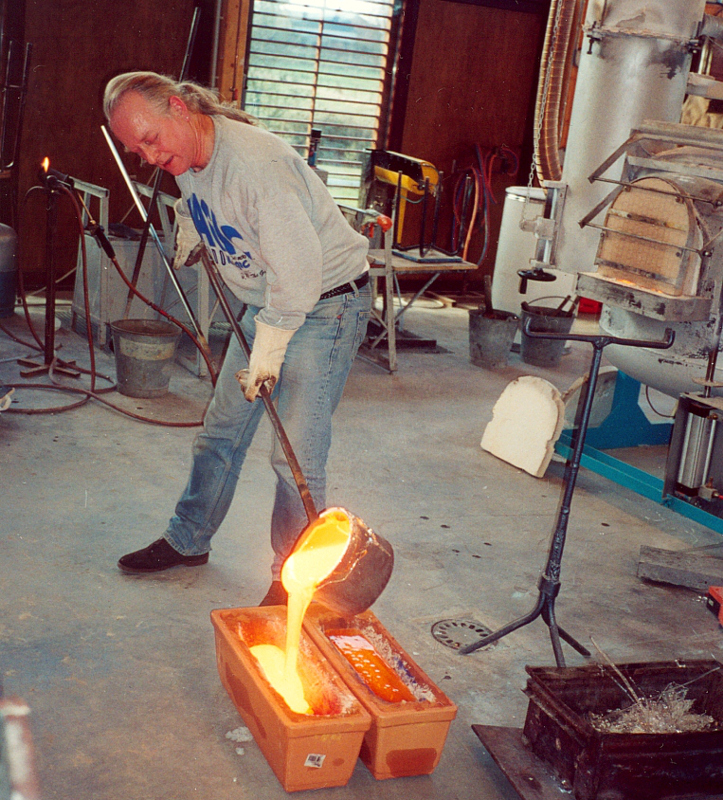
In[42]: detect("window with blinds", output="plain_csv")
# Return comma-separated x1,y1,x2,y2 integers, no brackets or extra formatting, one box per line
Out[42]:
242,0,395,203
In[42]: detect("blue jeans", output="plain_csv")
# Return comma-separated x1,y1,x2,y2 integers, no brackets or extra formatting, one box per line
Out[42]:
164,282,371,578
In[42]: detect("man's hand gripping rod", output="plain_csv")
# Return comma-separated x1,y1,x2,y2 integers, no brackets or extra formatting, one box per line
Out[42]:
186,242,319,524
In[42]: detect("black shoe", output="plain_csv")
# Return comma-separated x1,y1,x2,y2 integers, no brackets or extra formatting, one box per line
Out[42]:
258,581,288,606
118,538,209,574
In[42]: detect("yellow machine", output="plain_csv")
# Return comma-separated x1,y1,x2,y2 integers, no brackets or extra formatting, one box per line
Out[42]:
370,150,439,242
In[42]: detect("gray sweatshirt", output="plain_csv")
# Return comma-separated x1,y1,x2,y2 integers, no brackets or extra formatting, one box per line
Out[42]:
176,115,369,330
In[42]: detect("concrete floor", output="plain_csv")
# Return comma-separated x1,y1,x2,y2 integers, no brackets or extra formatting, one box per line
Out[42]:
2,296,722,800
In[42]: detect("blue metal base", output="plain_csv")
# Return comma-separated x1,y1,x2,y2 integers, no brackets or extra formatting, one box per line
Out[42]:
584,371,673,449
557,372,723,535
555,435,723,535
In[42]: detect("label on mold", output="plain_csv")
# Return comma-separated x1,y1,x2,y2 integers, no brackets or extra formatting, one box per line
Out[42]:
304,753,326,769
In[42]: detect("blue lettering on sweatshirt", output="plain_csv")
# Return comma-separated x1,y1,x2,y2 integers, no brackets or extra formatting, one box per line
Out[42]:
188,194,253,270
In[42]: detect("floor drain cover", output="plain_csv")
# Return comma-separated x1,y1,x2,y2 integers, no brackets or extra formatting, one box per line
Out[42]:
431,618,495,651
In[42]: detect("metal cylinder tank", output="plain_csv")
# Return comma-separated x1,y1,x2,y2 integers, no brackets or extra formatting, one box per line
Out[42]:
491,186,576,316
554,0,705,276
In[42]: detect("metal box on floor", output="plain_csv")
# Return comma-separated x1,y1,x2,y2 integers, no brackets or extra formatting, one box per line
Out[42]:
72,234,171,346
523,660,723,800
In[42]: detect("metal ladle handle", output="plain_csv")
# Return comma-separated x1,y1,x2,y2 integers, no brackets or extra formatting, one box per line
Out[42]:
191,244,319,524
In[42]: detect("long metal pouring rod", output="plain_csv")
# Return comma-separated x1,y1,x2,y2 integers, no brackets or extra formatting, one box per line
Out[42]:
101,124,212,360
188,242,319,524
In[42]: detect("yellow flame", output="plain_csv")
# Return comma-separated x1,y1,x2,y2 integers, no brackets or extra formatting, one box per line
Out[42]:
41,157,50,173
250,509,351,715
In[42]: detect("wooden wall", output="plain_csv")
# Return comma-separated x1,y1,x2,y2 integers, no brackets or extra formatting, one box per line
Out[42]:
397,0,547,286
13,0,546,293
16,0,204,282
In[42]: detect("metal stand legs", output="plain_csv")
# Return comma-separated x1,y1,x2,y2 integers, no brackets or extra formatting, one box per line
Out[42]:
17,178,80,379
460,323,675,666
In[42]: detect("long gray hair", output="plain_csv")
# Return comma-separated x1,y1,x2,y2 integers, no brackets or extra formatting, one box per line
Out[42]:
103,71,255,125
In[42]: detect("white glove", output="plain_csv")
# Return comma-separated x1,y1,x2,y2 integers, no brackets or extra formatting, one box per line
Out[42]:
173,199,201,269
236,319,296,402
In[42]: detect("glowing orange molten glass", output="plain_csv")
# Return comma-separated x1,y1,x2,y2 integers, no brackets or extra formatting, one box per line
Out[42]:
250,509,351,714
328,632,416,703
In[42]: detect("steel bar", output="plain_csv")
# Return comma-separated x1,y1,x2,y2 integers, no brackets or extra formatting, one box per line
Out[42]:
43,185,58,365
583,222,703,256
123,7,201,319
180,7,201,82
194,244,318,524
101,125,210,355
590,175,723,207
123,175,162,319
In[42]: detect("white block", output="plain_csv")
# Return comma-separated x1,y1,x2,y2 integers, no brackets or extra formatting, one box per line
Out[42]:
481,376,565,478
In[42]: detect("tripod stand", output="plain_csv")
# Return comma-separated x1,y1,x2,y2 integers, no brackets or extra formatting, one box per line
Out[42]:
17,165,80,379
460,321,675,666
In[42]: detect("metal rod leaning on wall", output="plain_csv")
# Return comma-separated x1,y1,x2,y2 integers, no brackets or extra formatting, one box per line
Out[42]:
100,124,214,369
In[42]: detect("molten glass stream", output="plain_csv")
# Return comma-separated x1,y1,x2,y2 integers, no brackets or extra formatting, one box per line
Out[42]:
250,509,351,714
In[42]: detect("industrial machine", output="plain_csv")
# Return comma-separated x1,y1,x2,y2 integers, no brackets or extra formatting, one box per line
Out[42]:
369,149,440,252
495,0,723,374
490,0,723,527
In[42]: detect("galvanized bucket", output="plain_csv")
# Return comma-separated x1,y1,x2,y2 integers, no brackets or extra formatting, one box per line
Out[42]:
110,319,181,398
520,298,575,368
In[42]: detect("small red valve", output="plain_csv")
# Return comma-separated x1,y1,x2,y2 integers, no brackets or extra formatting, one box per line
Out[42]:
376,214,393,232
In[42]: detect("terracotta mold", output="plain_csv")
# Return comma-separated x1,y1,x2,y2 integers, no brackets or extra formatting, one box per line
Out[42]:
304,606,457,780
210,606,372,792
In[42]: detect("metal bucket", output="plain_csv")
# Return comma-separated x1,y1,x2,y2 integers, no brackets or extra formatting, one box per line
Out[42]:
0,224,18,318
110,318,181,398
520,299,575,368
468,308,519,369
294,507,394,617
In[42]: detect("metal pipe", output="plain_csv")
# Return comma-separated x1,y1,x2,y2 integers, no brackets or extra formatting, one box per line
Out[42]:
180,7,201,82
124,8,202,318
677,405,717,492
552,0,705,275
700,13,723,41
534,0,579,184
191,243,318,524
101,125,211,355
211,0,223,87
43,184,59,366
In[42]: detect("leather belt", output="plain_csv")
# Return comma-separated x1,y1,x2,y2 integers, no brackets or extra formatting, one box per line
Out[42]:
319,271,369,300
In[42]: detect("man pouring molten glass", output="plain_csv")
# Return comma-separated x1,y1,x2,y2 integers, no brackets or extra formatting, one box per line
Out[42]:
103,72,371,605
